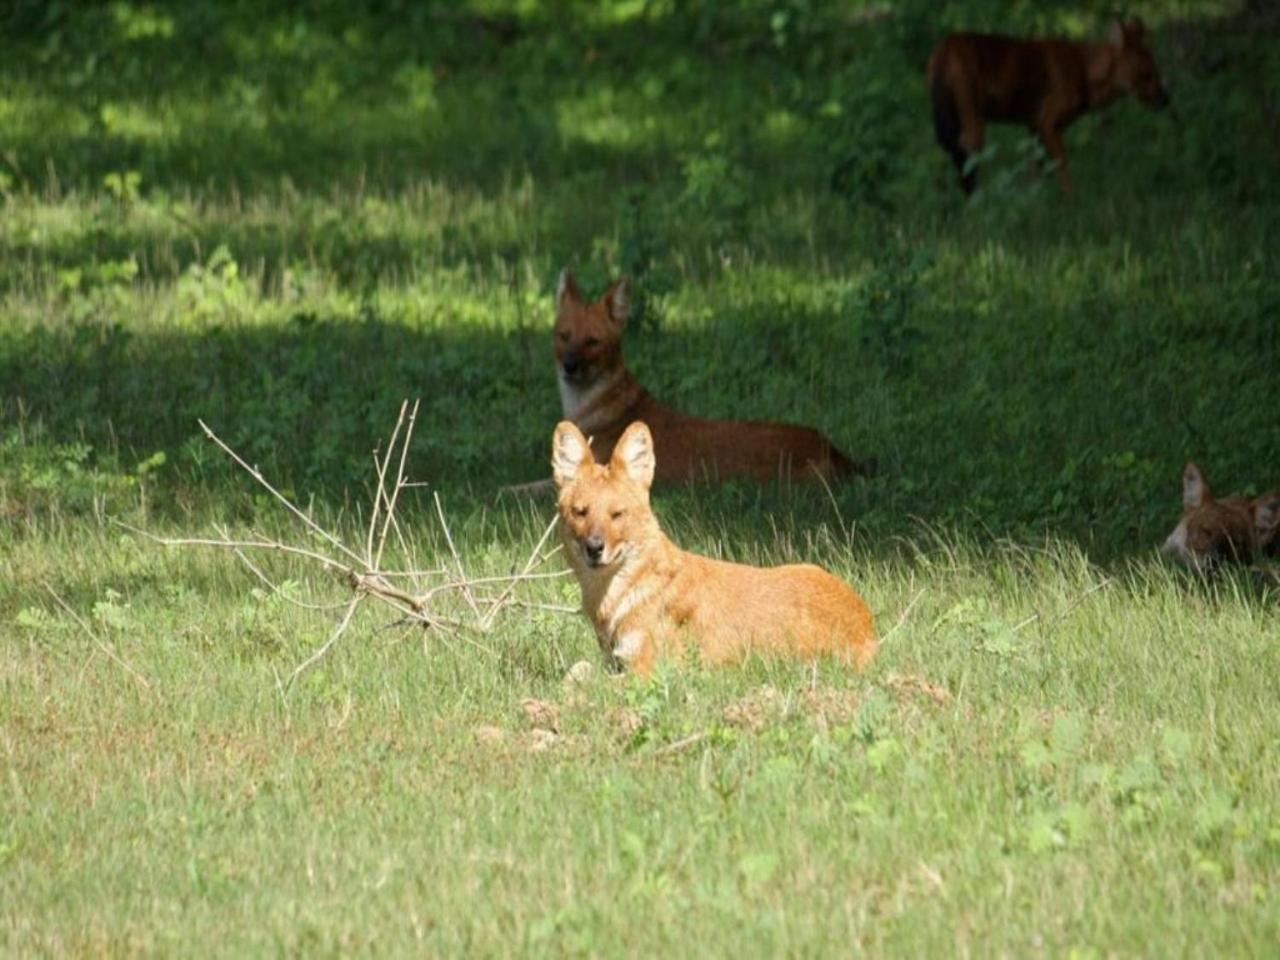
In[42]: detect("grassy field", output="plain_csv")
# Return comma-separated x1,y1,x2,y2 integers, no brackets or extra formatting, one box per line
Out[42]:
3,0,1279,954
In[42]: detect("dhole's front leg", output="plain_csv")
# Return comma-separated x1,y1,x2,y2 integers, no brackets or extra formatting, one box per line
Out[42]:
1037,122,1072,196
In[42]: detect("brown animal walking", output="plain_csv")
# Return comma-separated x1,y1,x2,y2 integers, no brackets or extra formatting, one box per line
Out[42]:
927,18,1169,195
552,419,879,675
554,269,875,484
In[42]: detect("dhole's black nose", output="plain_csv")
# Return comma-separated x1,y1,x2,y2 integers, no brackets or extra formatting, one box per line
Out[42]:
583,535,604,565
561,353,582,378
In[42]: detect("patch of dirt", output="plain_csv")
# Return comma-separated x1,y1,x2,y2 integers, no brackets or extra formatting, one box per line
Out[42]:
519,697,561,732
884,674,953,706
722,685,785,732
607,706,645,738
800,687,863,727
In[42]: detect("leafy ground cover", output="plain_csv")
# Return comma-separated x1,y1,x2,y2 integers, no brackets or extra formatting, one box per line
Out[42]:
2,0,1278,954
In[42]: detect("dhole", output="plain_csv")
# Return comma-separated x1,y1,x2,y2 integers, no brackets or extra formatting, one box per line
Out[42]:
1162,462,1280,573
927,18,1169,195
554,269,874,484
552,419,879,675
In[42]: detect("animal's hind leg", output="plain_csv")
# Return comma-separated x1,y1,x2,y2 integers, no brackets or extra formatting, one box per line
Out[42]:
939,137,971,192
932,77,975,195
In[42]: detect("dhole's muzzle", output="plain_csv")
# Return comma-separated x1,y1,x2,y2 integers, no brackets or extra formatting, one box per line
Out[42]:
559,351,588,384
582,533,606,567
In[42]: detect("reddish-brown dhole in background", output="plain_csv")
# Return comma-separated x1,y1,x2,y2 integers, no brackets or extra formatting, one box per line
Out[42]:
1162,462,1280,573
927,18,1169,195
554,268,875,484
552,419,879,675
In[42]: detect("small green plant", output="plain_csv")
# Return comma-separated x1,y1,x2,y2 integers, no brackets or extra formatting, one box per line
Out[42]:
849,245,931,376
177,245,248,320
679,132,749,238
826,76,908,212
102,169,142,204
617,189,669,334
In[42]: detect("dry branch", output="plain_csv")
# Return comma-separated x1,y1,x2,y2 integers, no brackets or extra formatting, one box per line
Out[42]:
126,407,571,690
43,582,152,690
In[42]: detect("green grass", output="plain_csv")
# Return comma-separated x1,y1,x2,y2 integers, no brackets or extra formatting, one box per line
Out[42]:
3,0,1279,955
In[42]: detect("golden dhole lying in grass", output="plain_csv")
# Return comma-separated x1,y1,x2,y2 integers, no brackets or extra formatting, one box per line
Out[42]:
552,419,878,675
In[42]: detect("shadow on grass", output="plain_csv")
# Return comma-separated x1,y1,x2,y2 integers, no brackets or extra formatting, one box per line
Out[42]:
2,1,1277,569
0,2,845,197
5,284,1270,570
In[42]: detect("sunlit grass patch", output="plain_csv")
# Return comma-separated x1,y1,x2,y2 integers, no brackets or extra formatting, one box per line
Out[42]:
1,0,1278,953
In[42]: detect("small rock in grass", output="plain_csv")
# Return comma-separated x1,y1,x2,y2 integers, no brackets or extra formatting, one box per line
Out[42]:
527,728,559,752
520,697,561,731
608,707,645,737
562,660,596,685
723,685,784,732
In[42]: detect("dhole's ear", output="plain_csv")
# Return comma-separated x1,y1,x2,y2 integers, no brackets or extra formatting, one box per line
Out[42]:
603,276,631,327
1255,494,1280,542
1108,18,1126,46
1182,461,1211,509
556,268,582,312
612,421,655,490
552,421,592,488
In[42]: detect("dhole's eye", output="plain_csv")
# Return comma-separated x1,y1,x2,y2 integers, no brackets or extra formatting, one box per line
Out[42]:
572,505,588,518
610,508,625,520
557,331,570,342
584,336,600,349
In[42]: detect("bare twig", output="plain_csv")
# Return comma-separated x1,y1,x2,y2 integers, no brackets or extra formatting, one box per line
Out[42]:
43,583,152,690
422,568,572,593
286,594,363,691
880,588,925,646
116,522,349,573
373,480,417,582
434,490,481,620
231,547,351,612
813,467,848,542
357,568,449,580
365,400,408,565
129,405,574,687
1012,577,1114,634
473,596,580,615
376,400,419,569
479,511,562,631
197,419,366,568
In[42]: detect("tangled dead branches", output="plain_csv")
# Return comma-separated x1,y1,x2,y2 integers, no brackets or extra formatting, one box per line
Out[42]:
123,401,572,692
